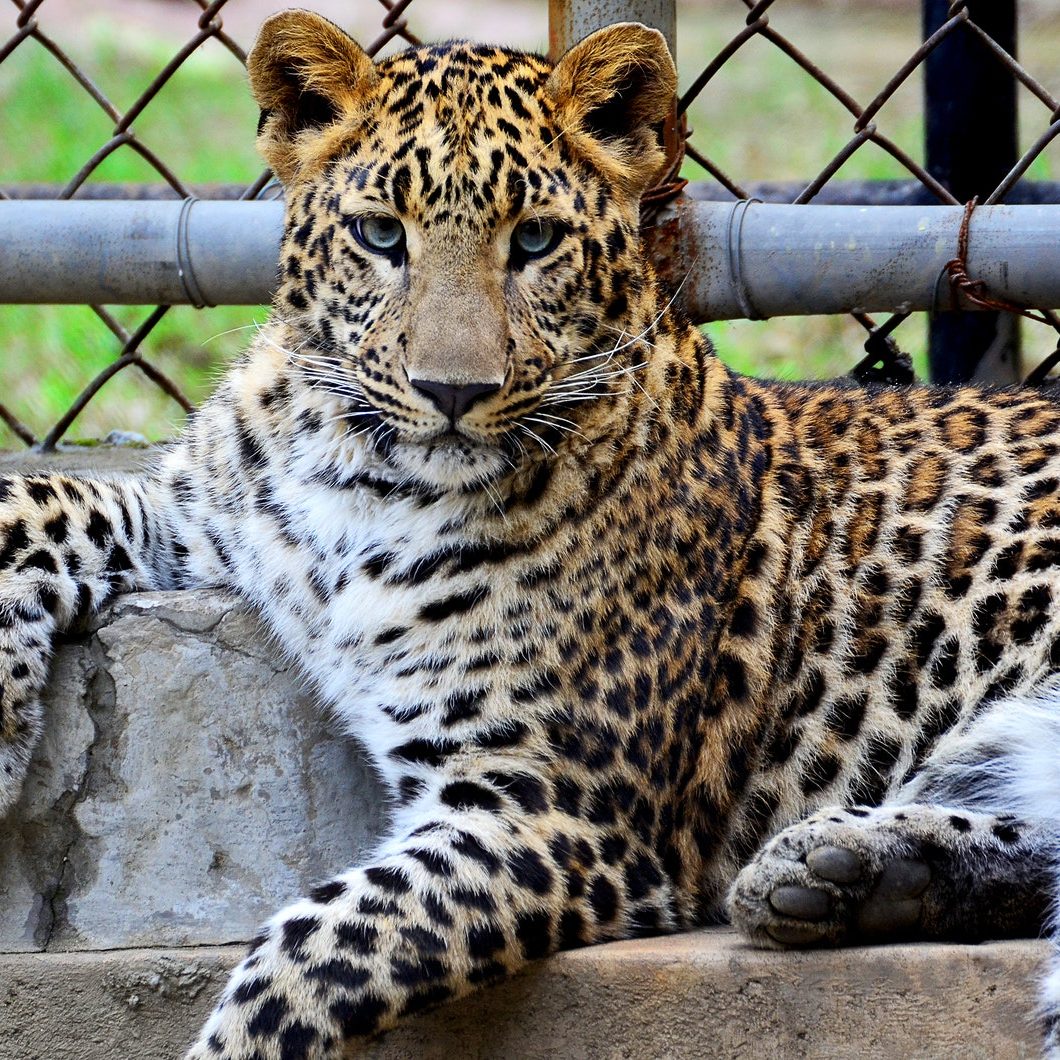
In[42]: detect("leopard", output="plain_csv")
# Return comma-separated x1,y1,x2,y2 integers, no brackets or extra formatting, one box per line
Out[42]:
3,9,1060,1059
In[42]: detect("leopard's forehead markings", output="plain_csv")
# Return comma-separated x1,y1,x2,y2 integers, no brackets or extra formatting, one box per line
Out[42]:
376,42,554,142
377,41,552,105
327,43,571,228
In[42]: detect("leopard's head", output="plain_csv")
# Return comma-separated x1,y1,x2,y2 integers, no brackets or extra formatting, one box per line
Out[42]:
248,10,676,490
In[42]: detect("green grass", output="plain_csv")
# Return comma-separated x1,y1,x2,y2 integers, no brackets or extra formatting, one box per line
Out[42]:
2,4,1060,448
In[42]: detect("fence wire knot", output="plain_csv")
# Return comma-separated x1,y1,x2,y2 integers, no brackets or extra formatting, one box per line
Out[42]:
850,312,914,386
946,196,1050,323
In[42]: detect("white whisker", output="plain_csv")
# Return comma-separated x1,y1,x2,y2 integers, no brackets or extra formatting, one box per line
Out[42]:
201,322,267,346
517,423,557,457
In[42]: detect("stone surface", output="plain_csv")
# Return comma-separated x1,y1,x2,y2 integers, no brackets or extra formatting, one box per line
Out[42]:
0,931,1049,1060
0,590,390,952
0,442,164,478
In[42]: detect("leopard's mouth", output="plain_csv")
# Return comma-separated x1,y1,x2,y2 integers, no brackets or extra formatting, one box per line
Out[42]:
382,431,512,491
337,402,541,491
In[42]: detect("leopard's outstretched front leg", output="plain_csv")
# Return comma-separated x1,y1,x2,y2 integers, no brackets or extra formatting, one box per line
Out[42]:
187,811,562,1060
186,788,672,1060
729,803,1052,948
0,472,170,813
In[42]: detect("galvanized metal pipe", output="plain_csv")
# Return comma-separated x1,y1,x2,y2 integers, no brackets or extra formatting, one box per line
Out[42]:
8,178,1060,206
5,199,1060,321
0,199,284,307
649,199,1060,321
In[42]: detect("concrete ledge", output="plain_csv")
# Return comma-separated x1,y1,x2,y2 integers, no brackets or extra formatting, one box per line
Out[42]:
0,930,1049,1059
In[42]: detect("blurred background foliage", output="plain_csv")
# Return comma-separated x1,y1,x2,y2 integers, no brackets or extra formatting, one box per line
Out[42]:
1,0,1059,446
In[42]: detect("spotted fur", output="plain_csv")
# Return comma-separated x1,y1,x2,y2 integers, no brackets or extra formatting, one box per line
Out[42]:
3,12,1060,1059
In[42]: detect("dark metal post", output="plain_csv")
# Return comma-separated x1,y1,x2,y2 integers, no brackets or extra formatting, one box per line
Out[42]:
923,0,1019,383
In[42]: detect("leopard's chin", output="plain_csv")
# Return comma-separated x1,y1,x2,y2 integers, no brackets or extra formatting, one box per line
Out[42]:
385,433,511,491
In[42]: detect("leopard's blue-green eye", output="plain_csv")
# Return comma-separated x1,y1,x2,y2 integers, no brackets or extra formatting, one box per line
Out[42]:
512,218,559,259
354,215,406,255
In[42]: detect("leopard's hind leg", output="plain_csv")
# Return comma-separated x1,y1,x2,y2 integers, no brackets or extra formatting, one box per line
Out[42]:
731,682,1060,1051
899,685,1060,1056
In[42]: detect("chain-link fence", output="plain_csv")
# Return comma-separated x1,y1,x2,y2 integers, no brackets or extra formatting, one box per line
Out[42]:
0,0,429,448
2,0,1059,449
671,0,1060,388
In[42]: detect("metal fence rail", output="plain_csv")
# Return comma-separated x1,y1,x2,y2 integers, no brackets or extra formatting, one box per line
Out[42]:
2,0,1060,448
9,198,1060,323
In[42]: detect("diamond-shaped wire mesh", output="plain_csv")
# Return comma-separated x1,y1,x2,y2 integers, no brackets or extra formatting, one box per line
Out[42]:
2,1,1060,449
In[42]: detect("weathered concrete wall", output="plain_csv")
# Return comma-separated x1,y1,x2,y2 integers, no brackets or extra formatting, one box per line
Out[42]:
0,932,1049,1060
1,589,389,953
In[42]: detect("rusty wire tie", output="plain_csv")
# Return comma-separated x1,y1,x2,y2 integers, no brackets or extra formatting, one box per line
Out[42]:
640,108,690,228
943,197,1058,326
940,197,1060,386
945,197,1041,320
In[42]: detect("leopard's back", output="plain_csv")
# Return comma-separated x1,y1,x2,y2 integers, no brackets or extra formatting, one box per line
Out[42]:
702,379,1060,899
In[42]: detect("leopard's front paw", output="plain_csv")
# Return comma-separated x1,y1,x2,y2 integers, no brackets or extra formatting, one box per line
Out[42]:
0,692,43,818
187,931,341,1060
728,806,931,948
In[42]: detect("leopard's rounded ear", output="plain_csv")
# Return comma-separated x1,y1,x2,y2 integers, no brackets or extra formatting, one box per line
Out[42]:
546,22,677,196
248,9,379,184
